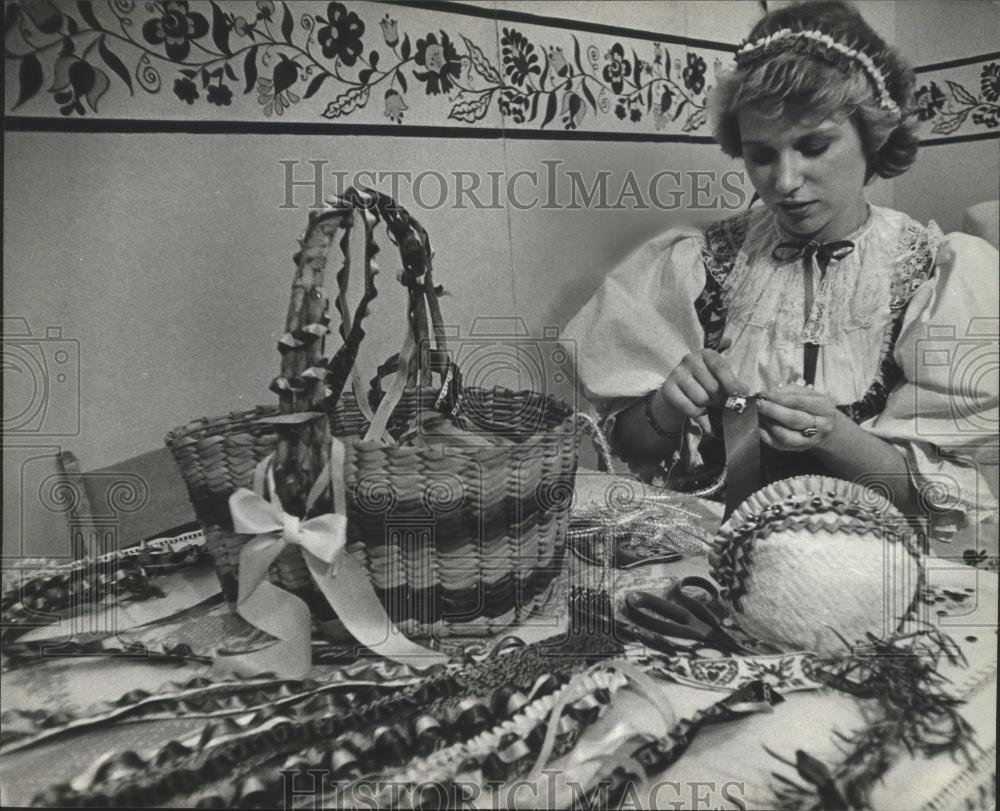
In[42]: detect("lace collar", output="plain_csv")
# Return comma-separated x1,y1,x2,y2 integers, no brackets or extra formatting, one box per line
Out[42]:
719,204,941,347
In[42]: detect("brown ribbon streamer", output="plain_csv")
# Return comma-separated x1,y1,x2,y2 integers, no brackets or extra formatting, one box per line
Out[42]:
778,239,851,386
722,396,761,521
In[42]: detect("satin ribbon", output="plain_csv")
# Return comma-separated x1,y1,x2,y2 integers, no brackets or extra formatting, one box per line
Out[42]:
772,238,855,265
722,395,761,521
525,660,676,783
363,301,419,443
772,239,854,384
338,204,378,427
216,437,449,679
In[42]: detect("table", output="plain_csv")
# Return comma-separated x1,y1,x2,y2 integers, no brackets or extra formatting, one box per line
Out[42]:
1,471,996,809
536,555,997,811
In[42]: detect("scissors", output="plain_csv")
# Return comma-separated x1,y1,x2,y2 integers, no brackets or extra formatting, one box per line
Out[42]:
622,576,750,657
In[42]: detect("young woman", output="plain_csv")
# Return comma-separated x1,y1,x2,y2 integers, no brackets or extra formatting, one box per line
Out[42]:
564,0,998,536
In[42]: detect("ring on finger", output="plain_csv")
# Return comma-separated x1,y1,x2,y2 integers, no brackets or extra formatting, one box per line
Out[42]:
801,417,819,438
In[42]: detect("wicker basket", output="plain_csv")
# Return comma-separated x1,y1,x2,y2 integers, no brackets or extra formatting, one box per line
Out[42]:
167,189,580,638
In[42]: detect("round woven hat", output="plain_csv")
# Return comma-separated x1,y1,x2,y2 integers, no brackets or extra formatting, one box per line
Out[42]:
709,476,924,657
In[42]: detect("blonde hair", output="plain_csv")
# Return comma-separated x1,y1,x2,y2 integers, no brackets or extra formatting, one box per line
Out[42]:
711,0,919,180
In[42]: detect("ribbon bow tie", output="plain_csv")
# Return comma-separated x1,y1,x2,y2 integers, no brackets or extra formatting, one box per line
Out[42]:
218,441,448,680
229,485,346,568
772,239,855,264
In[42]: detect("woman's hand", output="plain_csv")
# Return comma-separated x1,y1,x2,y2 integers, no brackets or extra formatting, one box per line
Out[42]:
759,382,922,514
757,383,843,451
660,342,748,419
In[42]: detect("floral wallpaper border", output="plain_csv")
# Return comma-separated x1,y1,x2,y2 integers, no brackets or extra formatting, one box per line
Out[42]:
915,54,1000,142
3,0,999,144
2,0,730,137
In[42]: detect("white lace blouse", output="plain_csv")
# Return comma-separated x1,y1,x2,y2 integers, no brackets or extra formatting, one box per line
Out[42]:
563,204,999,525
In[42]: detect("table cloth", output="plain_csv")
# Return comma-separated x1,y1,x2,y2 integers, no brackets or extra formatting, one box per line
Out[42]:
1,470,995,809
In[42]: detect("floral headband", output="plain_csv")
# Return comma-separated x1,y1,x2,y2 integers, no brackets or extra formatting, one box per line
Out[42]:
735,28,901,116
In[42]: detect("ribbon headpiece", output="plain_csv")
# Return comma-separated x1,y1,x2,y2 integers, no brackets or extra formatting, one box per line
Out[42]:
735,28,900,116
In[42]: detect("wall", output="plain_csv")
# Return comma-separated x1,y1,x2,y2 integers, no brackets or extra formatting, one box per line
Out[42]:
3,0,997,557
892,0,1000,231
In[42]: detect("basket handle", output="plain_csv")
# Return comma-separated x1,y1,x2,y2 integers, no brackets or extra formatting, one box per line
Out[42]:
322,188,458,442
361,265,459,442
367,344,458,413
268,203,353,518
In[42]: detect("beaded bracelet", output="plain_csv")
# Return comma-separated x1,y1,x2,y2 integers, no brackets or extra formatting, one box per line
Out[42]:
643,390,683,439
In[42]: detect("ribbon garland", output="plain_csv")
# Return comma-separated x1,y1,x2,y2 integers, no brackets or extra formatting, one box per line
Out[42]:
219,436,449,679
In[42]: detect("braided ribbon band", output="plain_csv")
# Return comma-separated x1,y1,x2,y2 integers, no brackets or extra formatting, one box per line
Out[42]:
735,28,901,116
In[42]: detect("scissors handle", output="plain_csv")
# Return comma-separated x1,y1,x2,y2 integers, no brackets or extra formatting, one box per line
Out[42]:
669,577,728,628
625,578,750,655
674,579,751,654
624,591,710,643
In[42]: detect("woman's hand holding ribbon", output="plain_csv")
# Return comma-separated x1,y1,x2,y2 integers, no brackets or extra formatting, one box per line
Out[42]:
660,339,749,421
757,382,844,451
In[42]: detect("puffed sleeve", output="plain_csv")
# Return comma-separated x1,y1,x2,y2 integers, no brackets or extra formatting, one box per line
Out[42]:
865,233,999,528
561,227,708,424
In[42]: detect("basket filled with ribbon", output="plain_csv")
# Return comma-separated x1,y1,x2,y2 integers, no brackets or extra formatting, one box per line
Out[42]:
166,188,580,674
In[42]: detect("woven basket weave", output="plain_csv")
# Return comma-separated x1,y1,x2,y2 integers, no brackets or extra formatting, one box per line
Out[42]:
167,189,579,638
167,389,577,635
